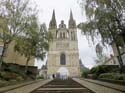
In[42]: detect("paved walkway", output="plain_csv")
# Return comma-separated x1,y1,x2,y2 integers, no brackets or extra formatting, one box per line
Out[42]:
84,78,125,91
73,78,125,93
0,80,37,92
0,79,52,93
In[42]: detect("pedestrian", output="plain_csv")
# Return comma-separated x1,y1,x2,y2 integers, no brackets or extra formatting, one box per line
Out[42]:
52,74,55,79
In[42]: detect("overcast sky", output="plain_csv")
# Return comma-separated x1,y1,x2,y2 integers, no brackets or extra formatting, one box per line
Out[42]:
32,0,112,69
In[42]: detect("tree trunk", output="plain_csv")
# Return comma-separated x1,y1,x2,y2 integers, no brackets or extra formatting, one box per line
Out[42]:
0,39,12,70
121,31,125,43
110,30,123,73
115,42,123,73
0,42,9,69
25,56,30,74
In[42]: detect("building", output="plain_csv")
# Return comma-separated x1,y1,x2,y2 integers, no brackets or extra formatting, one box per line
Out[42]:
47,10,80,78
0,16,34,66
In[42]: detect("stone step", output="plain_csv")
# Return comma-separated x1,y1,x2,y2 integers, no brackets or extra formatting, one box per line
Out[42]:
32,90,88,93
30,79,95,93
37,88,86,91
32,88,91,93
42,85,82,88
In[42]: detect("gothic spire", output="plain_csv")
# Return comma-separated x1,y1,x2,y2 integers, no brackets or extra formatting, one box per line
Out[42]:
49,9,57,29
70,10,73,21
68,10,76,28
52,10,56,22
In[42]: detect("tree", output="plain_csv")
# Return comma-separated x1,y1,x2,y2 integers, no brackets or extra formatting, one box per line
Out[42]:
78,0,125,72
0,0,38,68
0,16,10,62
14,21,52,73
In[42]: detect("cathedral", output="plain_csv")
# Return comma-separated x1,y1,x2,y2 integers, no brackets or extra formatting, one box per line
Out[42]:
47,10,80,77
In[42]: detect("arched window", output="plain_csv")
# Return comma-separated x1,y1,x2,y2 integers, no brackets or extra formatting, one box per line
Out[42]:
60,53,66,65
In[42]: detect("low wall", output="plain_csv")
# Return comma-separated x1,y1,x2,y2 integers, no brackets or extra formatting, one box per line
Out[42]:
73,78,125,93
2,63,38,79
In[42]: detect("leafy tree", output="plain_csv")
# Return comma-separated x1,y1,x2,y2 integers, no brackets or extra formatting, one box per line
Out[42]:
0,17,10,62
0,0,38,68
78,0,125,72
14,21,52,73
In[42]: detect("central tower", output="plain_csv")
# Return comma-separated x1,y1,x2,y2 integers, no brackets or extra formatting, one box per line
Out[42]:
47,10,80,77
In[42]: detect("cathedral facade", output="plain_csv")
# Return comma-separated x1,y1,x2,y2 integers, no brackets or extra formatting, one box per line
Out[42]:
47,10,80,77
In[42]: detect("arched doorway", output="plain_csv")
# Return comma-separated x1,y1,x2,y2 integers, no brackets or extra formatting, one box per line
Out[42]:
57,67,69,76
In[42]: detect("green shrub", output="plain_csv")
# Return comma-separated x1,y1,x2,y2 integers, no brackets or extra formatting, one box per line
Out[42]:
0,72,6,79
8,65,18,72
36,75,44,79
4,64,25,77
0,71,19,80
90,66,109,75
89,65,121,78
16,76,24,81
0,80,9,87
0,63,35,82
81,69,90,78
82,71,88,78
99,73,125,81
9,79,17,83
92,74,98,79
99,73,114,79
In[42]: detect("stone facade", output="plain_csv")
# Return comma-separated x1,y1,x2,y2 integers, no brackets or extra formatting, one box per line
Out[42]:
47,10,80,77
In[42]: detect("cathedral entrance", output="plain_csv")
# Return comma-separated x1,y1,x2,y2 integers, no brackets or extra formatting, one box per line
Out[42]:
57,67,69,78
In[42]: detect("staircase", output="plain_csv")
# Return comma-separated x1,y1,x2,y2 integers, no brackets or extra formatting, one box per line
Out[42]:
30,78,94,93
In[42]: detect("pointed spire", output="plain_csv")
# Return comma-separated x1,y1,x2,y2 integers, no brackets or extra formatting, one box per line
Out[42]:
68,10,76,28
70,10,73,21
49,9,57,29
52,10,56,22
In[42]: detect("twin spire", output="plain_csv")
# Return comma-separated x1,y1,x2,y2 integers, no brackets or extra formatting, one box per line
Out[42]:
69,10,76,28
49,9,76,29
49,10,57,29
